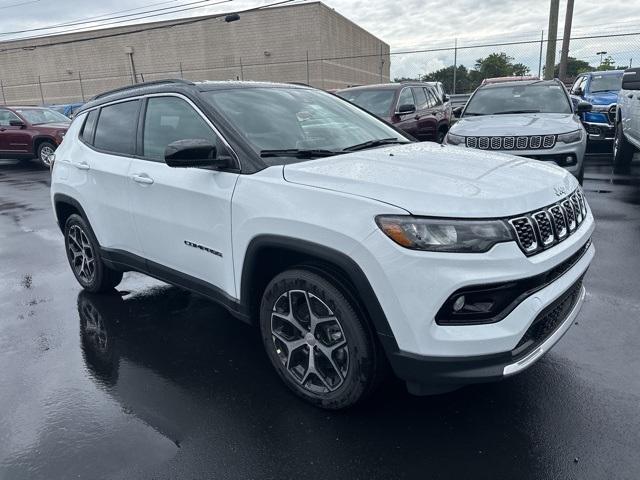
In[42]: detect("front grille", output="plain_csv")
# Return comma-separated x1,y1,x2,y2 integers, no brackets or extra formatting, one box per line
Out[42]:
608,105,616,125
465,134,556,151
512,276,584,358
508,187,589,256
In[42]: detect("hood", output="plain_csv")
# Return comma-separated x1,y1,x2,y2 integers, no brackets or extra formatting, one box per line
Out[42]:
283,143,576,218
451,113,580,137
584,91,617,105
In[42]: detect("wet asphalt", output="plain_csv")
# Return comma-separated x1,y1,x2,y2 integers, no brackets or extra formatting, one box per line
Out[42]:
0,152,639,480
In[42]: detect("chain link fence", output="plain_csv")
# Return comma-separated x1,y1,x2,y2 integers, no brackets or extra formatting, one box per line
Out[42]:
0,30,638,106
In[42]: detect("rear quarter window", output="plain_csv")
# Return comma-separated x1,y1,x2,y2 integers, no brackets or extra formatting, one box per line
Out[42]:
80,110,98,144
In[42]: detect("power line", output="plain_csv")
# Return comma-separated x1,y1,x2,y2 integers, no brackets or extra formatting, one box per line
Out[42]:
0,0,305,53
0,0,228,38
0,0,39,10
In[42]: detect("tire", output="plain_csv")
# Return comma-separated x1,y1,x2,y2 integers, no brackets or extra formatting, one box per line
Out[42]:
36,141,56,168
259,268,383,409
64,214,123,292
613,121,636,174
576,164,585,185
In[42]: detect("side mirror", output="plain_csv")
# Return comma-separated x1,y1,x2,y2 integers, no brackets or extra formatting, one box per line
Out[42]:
622,68,640,91
443,94,450,103
396,104,416,115
575,101,592,114
9,119,25,128
452,106,464,118
573,87,584,97
164,139,229,169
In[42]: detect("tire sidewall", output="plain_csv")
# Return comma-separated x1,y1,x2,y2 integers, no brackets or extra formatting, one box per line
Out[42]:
259,269,376,409
64,214,106,292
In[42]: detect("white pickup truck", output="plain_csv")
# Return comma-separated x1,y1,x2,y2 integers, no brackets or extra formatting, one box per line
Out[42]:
614,68,640,173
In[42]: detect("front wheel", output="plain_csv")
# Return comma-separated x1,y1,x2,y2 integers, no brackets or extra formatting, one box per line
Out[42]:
613,121,636,174
259,268,383,409
64,214,123,292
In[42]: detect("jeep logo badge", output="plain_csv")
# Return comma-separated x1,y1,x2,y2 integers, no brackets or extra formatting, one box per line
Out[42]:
554,185,568,196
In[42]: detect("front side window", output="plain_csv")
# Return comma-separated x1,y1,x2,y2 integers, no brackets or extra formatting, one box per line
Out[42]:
14,108,70,125
143,97,221,161
464,83,572,116
412,87,428,109
203,87,410,165
94,100,139,155
571,76,586,95
335,89,396,117
397,88,415,109
0,110,21,126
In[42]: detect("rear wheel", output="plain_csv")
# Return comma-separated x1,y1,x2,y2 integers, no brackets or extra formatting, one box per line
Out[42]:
64,214,123,292
613,121,636,174
259,268,383,409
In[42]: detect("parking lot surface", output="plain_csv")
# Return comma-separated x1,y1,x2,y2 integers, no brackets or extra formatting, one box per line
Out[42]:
1,155,639,480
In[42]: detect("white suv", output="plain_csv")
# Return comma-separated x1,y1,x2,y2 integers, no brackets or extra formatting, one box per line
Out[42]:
614,67,640,173
51,80,594,409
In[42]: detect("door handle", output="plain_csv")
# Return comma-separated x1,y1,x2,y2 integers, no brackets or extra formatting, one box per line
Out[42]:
414,115,421,120
628,94,634,99
0,128,5,132
75,162,90,170
131,174,154,185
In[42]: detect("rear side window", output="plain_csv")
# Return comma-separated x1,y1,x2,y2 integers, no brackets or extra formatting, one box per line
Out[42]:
94,100,139,155
81,110,98,144
412,87,428,109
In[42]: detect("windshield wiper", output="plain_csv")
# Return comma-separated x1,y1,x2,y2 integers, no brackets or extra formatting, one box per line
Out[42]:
462,112,485,116
590,89,617,93
342,138,407,152
259,149,342,159
492,109,540,115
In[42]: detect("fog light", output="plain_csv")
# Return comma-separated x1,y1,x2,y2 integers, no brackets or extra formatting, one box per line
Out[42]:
453,295,465,312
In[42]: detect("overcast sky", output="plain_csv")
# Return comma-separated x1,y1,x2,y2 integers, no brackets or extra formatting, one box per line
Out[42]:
1,0,638,77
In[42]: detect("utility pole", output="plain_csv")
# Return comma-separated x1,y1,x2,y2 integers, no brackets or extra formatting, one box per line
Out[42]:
558,0,574,82
452,39,457,94
544,0,560,80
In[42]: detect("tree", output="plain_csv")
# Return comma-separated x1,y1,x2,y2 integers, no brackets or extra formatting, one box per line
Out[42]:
596,56,627,71
474,53,530,79
421,65,476,94
550,57,593,78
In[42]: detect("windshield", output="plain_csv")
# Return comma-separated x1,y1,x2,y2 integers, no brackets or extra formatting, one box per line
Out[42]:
464,83,572,116
15,108,70,125
203,87,409,164
335,89,396,117
589,74,623,93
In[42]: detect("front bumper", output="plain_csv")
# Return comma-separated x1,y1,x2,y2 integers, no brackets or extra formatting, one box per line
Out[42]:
354,207,594,388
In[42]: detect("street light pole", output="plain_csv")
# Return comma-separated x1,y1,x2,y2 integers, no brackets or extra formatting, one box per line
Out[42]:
596,51,607,66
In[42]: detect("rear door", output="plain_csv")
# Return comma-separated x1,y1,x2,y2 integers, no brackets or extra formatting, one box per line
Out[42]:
77,101,141,254
0,109,31,155
127,94,239,297
394,87,419,138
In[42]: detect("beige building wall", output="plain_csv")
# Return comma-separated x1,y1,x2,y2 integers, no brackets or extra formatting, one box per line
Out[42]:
0,2,390,105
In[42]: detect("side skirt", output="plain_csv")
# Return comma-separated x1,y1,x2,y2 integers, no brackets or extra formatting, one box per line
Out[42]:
100,247,251,324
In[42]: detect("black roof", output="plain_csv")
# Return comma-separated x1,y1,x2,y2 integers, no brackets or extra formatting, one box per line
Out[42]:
77,79,313,115
480,79,560,89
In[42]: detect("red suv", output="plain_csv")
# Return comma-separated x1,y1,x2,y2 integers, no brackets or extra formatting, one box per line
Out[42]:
0,106,70,167
336,82,451,143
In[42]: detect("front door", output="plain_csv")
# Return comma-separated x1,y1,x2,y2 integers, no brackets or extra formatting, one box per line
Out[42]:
393,87,419,138
0,109,31,156
127,95,239,297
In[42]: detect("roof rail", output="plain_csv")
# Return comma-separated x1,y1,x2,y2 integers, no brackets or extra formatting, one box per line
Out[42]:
91,79,194,101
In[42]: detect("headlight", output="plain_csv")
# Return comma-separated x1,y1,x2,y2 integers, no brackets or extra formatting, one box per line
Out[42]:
444,132,465,146
557,130,583,144
375,215,514,253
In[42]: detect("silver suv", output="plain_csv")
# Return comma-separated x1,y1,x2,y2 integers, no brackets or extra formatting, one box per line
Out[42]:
445,79,592,184
614,68,640,173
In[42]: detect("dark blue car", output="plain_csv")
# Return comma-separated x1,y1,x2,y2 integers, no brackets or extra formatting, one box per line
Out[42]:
569,70,623,142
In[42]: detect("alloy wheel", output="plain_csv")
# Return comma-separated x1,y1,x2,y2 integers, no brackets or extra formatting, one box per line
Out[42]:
270,289,349,394
68,225,96,283
40,145,55,165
